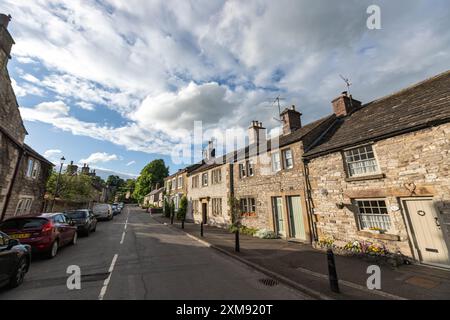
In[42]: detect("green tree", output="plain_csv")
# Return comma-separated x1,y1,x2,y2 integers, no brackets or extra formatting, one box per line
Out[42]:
46,172,96,202
177,196,188,220
133,159,169,203
106,175,125,188
163,198,171,218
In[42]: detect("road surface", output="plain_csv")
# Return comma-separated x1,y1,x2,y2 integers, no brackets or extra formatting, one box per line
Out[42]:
0,206,309,300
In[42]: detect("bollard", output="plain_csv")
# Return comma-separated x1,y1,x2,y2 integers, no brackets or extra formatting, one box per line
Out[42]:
235,229,240,252
200,222,204,237
181,219,185,229
327,249,340,293
170,213,174,225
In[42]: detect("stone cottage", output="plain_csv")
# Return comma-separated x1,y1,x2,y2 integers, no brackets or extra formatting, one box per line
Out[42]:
303,70,450,268
0,14,53,221
231,111,335,242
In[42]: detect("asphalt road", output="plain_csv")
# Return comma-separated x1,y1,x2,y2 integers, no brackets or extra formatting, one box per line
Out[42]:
0,206,309,300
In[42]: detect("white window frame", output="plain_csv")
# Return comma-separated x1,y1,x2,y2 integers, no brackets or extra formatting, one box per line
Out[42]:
212,168,222,184
344,145,380,177
212,198,222,216
240,197,256,213
202,173,208,187
172,178,176,190
271,152,281,172
15,197,33,216
354,198,392,231
247,160,254,177
178,176,183,189
282,148,294,169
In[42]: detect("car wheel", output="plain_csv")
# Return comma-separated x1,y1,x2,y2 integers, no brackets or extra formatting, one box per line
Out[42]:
70,232,78,245
9,257,28,288
92,225,97,232
47,241,59,259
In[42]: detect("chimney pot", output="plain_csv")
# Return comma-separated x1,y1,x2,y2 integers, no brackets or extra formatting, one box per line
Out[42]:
280,106,302,135
332,92,362,117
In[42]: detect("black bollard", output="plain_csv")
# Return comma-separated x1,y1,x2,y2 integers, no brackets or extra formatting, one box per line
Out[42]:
181,219,185,229
235,229,240,252
327,249,340,293
200,222,204,237
171,213,174,225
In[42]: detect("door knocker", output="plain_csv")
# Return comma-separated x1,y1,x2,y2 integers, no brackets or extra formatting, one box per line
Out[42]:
417,210,426,217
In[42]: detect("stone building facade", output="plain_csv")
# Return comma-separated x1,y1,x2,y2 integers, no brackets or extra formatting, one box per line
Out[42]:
0,15,53,221
187,161,233,227
304,71,450,268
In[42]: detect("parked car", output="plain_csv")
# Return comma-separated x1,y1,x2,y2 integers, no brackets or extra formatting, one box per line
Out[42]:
117,202,124,211
0,231,31,288
0,213,77,259
92,203,113,221
65,209,97,236
111,203,121,216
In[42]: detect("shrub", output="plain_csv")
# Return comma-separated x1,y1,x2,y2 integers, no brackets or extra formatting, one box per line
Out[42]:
254,229,278,239
177,196,188,220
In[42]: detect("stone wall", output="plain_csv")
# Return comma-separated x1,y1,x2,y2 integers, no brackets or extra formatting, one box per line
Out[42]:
0,133,21,217
3,153,52,219
307,123,450,258
233,141,311,241
187,164,232,227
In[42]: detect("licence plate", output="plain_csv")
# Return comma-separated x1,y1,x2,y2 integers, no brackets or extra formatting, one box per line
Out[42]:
10,233,31,239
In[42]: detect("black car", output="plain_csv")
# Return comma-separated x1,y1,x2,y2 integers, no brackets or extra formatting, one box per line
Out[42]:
0,231,31,288
65,209,97,237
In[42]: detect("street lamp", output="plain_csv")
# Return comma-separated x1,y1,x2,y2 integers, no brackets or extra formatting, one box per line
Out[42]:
51,156,65,212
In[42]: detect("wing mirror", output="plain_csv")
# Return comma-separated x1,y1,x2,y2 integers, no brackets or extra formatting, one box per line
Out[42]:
7,239,20,250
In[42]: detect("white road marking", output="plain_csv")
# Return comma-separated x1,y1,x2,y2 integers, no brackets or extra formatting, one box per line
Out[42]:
120,231,126,244
98,254,119,300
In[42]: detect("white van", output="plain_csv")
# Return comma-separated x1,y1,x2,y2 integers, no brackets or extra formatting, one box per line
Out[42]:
92,203,113,221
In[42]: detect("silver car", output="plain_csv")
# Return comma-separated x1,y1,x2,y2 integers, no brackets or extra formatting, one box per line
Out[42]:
92,203,113,221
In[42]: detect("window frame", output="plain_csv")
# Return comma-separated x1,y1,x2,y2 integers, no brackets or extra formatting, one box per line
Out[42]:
15,197,33,216
202,173,208,187
212,168,222,184
271,152,281,172
178,176,183,189
354,198,392,231
282,148,294,169
247,160,254,177
240,197,256,214
343,144,380,178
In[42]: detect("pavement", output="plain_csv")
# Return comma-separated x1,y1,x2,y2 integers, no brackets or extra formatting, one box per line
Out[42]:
0,206,309,300
152,213,450,300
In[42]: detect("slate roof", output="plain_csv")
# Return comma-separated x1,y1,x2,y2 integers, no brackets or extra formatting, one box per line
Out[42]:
304,70,450,158
24,144,54,166
187,115,334,175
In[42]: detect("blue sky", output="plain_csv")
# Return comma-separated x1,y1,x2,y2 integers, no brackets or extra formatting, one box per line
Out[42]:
2,0,450,179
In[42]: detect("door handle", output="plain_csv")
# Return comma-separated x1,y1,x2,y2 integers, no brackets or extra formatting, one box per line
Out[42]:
435,217,441,228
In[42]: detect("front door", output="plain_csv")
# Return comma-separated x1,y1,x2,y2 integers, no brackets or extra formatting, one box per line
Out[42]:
272,197,285,237
287,196,306,241
202,202,208,224
404,199,450,267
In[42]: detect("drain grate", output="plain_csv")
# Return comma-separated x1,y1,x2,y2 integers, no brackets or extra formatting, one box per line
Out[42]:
258,278,279,287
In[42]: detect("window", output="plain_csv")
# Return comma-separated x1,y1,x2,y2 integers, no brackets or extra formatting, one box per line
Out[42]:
192,175,199,189
172,178,176,190
167,181,172,191
271,152,281,172
26,158,40,179
247,160,254,177
282,149,293,169
202,173,208,186
344,145,379,177
355,199,391,231
15,197,33,216
240,197,256,214
178,176,183,189
212,198,222,216
239,163,246,179
193,200,199,214
212,168,222,184
0,233,7,246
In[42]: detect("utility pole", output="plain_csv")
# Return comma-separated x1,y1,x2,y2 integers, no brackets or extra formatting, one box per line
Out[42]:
51,156,65,212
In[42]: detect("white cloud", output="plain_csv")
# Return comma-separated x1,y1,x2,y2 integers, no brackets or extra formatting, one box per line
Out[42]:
6,0,450,155
79,152,119,165
43,149,63,162
22,73,40,84
126,160,136,166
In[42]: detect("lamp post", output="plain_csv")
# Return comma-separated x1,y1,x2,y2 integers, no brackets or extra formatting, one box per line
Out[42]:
51,156,65,212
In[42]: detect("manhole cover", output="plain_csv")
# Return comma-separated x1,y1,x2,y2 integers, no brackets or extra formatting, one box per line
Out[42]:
258,278,279,287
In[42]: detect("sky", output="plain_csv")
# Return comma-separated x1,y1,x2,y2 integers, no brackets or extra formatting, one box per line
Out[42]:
2,0,450,178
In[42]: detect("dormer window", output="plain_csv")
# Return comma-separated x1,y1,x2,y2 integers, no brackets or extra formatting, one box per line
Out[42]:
343,145,379,177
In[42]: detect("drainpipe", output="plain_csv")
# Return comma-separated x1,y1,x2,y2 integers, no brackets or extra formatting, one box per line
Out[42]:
0,146,24,222
303,159,318,242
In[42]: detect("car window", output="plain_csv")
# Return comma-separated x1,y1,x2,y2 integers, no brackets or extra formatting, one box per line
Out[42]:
0,218,48,230
53,215,65,224
66,211,87,219
0,233,5,246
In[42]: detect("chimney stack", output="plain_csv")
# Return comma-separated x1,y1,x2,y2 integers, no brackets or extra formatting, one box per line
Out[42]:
280,105,302,135
332,91,362,117
203,140,215,162
0,14,11,29
248,120,267,145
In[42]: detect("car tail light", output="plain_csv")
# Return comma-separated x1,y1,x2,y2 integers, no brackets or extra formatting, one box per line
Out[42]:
41,221,54,234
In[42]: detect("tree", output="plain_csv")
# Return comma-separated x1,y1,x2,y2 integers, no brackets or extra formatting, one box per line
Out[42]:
46,172,96,202
177,196,188,220
133,159,169,203
106,175,125,188
163,198,171,218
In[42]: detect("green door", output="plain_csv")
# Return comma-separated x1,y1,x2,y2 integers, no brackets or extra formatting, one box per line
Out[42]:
272,197,285,236
287,196,306,240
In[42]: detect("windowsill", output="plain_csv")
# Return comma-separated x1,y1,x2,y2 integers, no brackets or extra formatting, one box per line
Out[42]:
345,173,385,182
357,230,400,241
